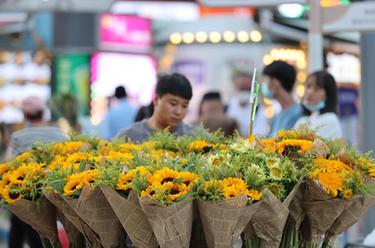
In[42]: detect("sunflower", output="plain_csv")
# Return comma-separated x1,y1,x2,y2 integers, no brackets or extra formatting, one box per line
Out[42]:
53,141,84,154
343,189,353,199
247,189,262,201
260,139,277,153
0,163,10,176
63,176,84,197
269,164,283,181
116,167,149,191
150,167,180,186
318,172,344,197
163,182,189,201
204,179,224,192
141,185,157,198
179,171,199,189
106,151,134,163
188,141,215,153
15,152,33,163
223,186,243,199
119,144,142,153
277,139,314,154
2,182,23,204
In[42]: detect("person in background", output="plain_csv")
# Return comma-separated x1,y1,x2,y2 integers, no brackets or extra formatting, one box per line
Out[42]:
226,70,268,137
100,86,138,140
197,91,238,136
262,60,301,136
116,73,201,143
134,102,154,122
6,96,66,248
294,70,342,139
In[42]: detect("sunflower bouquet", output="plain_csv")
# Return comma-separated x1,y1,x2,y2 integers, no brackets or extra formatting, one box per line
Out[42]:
0,148,61,247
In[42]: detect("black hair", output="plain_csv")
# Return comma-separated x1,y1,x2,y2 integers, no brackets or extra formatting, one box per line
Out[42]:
302,70,338,116
115,86,127,99
263,60,296,92
24,110,44,121
199,91,222,116
156,73,192,100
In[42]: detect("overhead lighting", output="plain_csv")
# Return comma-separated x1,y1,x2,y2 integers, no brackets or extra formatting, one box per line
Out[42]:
182,32,195,44
223,31,236,43
209,32,222,44
237,31,249,43
277,4,304,18
169,33,182,45
195,32,208,43
250,30,262,42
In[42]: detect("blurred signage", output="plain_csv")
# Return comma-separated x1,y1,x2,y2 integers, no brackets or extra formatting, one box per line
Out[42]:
99,14,152,52
197,0,306,7
199,6,255,17
327,52,360,84
111,1,199,21
322,1,375,33
53,54,90,116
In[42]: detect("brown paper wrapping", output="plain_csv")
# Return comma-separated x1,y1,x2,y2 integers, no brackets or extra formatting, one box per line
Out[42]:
65,186,123,248
42,188,101,247
100,186,158,248
139,196,193,248
301,179,350,244
56,209,85,247
243,184,300,248
324,176,375,245
8,198,58,242
198,194,258,248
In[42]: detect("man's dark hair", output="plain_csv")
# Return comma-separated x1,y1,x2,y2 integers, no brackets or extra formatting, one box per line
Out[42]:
303,70,338,116
24,111,44,122
263,60,296,93
202,91,221,102
156,73,192,100
115,86,127,99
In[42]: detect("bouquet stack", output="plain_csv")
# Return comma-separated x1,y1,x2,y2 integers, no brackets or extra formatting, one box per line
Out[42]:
0,129,374,248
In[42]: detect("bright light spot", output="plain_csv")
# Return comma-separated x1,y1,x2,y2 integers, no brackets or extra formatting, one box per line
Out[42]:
223,31,235,43
263,54,273,65
264,106,275,119
297,59,307,69
296,84,305,97
278,4,305,18
237,31,249,43
169,33,182,45
182,32,195,44
195,32,208,43
297,71,307,82
250,30,262,42
209,32,222,43
263,97,273,105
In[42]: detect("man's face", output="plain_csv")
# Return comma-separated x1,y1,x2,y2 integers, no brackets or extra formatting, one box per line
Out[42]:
154,93,190,129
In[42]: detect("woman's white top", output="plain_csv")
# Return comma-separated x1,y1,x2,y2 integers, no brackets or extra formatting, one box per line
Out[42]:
294,112,343,139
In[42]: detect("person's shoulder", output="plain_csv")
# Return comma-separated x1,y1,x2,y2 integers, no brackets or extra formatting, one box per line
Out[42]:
319,112,340,122
116,119,147,139
181,122,208,136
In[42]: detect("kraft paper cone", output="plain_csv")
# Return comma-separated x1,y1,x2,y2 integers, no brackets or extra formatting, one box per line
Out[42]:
324,176,375,246
57,209,85,247
198,194,258,248
302,179,349,243
243,185,300,248
72,186,123,248
139,196,193,248
42,188,101,247
190,200,207,248
288,182,306,228
8,198,58,242
100,186,158,248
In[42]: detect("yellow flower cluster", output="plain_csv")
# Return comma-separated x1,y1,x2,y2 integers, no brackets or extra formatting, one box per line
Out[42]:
0,163,45,203
140,167,199,204
310,157,356,198
188,141,216,153
116,167,150,191
277,139,314,154
52,141,85,154
203,178,262,201
63,169,100,197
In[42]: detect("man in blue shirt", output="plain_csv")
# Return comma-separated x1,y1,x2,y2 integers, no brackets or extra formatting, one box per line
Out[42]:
100,86,138,140
262,61,302,136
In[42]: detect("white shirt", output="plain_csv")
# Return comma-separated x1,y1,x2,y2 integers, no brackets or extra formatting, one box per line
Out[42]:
294,112,343,139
